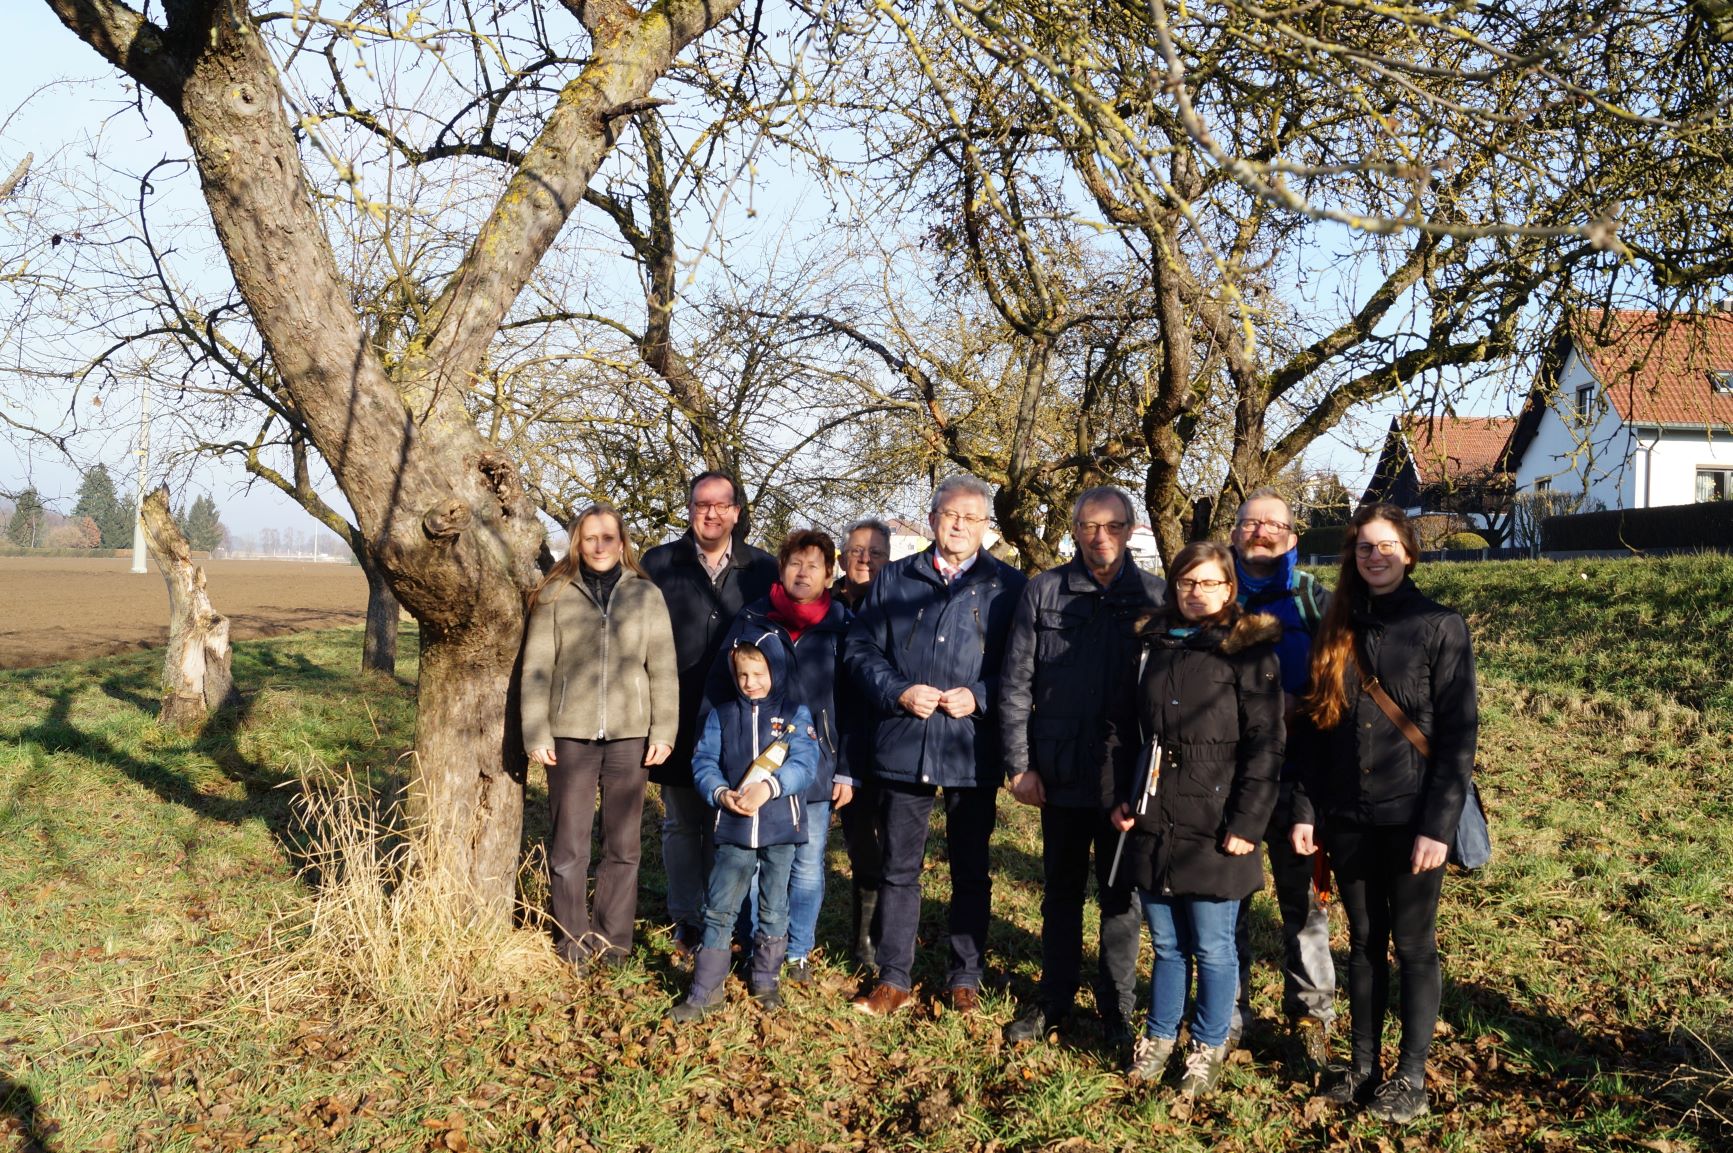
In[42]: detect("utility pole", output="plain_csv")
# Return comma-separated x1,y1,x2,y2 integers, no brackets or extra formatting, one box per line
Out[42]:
129,377,150,574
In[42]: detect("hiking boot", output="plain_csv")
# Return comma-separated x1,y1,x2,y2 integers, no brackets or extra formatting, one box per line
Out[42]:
1099,1011,1132,1053
670,922,700,970
1293,1016,1331,1068
1003,1004,1065,1045
1317,1065,1380,1107
784,957,814,987
1367,1076,1430,1123
1124,1035,1176,1084
1177,1039,1228,1097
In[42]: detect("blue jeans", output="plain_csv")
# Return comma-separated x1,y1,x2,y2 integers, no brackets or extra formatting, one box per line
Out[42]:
1140,892,1239,1048
701,842,796,951
786,800,831,961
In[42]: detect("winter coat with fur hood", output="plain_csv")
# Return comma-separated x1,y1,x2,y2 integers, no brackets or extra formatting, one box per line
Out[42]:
1103,610,1285,900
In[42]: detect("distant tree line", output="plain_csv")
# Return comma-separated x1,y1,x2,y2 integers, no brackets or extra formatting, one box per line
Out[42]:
3,465,228,552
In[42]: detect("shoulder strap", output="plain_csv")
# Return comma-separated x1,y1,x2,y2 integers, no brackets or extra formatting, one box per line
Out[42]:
1349,637,1432,759
1296,573,1327,631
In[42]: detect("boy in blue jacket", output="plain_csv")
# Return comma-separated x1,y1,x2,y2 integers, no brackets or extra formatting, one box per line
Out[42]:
670,636,819,1021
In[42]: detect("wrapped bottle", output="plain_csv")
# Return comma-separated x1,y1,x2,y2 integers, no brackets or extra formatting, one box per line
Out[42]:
737,739,789,793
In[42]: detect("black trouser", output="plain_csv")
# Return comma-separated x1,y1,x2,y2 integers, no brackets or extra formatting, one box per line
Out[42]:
1038,804,1140,1023
876,780,997,991
1327,821,1446,1084
840,776,885,891
547,737,650,961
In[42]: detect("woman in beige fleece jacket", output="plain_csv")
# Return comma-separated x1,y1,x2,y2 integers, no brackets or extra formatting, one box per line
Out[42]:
523,504,679,966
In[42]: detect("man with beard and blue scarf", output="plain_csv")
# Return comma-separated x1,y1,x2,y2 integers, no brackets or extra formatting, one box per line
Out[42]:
1229,487,1335,1071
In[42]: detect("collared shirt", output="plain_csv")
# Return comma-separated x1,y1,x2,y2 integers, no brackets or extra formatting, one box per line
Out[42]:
932,549,979,585
699,544,733,584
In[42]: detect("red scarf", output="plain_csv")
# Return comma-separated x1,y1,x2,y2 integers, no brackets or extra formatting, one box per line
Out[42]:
769,583,831,642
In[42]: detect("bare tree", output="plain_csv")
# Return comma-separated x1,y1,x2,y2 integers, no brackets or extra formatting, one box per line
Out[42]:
39,0,748,914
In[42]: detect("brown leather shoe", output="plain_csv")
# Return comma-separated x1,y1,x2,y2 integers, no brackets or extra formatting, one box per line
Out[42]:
943,985,981,1015
851,982,914,1016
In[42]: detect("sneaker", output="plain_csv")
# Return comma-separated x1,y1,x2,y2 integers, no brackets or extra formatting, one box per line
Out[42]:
1367,1076,1429,1123
1177,1040,1227,1097
1003,1004,1064,1045
1318,1065,1380,1107
1124,1035,1176,1084
785,958,814,987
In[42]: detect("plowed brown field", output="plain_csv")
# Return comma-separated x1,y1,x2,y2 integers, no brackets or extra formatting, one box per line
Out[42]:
0,556,370,669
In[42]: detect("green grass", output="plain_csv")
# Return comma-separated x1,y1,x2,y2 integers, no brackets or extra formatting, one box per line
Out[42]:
0,556,1729,1151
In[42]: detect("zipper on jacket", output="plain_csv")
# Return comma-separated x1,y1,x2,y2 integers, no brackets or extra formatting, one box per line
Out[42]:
749,702,762,848
903,607,925,652
596,593,611,739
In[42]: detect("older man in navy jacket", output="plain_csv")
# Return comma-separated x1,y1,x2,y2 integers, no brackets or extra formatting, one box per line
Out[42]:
845,475,1026,1016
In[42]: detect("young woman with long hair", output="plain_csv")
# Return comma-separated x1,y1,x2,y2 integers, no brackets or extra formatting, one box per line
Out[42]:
1106,540,1283,1100
521,505,679,967
1290,504,1479,1123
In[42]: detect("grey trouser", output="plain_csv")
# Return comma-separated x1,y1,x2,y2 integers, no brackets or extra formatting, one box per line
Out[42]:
1236,781,1337,1026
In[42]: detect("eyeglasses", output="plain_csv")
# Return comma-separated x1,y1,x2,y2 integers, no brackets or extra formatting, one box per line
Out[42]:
1076,520,1128,536
934,510,989,526
1355,539,1402,557
691,501,737,515
1236,517,1292,534
1174,578,1230,593
844,547,889,559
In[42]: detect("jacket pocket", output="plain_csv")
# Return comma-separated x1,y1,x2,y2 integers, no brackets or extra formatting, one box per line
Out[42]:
1034,607,1086,667
1031,713,1086,787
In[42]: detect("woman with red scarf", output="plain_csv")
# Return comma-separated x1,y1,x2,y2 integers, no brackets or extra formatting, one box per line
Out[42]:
701,529,858,987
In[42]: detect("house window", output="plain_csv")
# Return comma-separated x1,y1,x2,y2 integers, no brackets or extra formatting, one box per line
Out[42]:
1576,384,1595,419
1698,468,1733,502
1535,477,1551,493
1713,371,1733,396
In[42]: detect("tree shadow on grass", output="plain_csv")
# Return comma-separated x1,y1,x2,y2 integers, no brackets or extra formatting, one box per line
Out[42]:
0,1076,55,1153
1436,975,1731,1140
6,642,408,866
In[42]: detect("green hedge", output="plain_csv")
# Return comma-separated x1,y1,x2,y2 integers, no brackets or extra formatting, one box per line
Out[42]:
1297,525,1348,557
1542,502,1733,552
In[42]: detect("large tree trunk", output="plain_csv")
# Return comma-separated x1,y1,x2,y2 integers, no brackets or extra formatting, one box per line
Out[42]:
44,0,742,919
139,486,238,729
359,554,400,675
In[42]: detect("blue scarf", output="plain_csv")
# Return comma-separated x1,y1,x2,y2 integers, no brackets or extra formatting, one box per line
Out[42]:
1235,547,1313,696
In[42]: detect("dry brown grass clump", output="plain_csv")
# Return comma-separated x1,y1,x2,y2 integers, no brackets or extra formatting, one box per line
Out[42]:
256,757,561,1026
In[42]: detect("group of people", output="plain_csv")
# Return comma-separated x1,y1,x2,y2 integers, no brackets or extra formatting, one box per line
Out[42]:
519,471,1478,1125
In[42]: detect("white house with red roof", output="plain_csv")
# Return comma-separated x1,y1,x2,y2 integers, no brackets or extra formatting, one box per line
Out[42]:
1506,309,1733,509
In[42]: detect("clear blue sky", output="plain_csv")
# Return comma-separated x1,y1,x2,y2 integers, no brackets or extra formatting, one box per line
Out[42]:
3,4,1516,538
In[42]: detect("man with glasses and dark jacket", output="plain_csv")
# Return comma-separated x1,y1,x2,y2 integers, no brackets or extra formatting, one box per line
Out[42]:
845,476,1025,1016
641,471,779,959
1228,486,1335,1067
999,486,1164,1053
